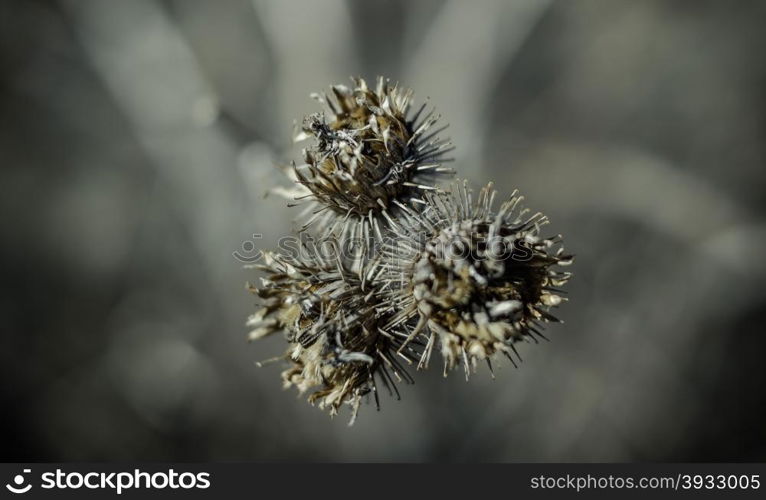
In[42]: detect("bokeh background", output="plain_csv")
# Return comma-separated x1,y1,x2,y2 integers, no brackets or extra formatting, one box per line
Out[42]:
2,0,766,462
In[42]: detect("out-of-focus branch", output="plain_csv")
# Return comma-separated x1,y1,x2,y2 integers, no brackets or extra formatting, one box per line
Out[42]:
251,0,358,132
63,0,253,315
403,0,552,174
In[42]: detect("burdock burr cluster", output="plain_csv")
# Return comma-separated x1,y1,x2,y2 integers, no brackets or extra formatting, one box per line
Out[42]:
246,77,573,423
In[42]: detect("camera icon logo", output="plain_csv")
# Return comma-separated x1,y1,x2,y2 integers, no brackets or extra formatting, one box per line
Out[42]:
5,469,32,494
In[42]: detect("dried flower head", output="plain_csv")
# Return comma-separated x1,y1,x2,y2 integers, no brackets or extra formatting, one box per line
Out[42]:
291,77,453,239
247,247,416,422
247,78,573,423
376,181,573,378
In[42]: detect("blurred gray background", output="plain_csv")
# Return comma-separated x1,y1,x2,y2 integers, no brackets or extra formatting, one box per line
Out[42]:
2,0,766,461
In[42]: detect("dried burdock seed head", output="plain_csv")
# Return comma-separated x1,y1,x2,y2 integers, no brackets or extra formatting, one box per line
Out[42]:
291,76,454,238
376,181,573,378
247,246,417,423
